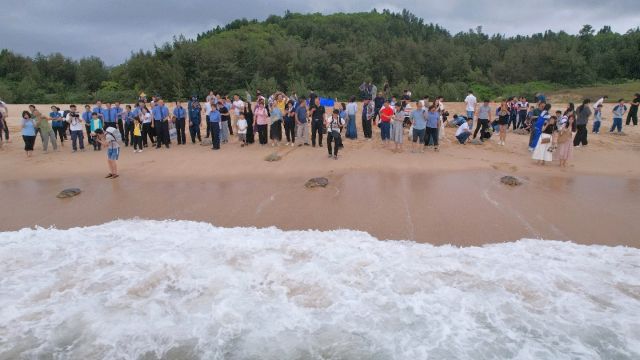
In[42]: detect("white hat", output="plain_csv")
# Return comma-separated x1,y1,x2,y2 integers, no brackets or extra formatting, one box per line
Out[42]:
106,127,117,134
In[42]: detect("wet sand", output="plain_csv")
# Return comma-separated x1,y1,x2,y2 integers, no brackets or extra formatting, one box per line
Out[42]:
1,103,639,247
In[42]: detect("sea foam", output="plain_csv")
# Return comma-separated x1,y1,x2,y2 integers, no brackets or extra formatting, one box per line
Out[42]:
0,220,639,359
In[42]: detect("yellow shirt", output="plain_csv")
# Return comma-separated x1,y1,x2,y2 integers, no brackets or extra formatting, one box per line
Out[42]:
276,99,286,113
134,123,141,136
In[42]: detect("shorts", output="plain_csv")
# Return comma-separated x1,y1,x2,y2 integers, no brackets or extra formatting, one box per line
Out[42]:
412,128,426,143
107,148,120,160
467,111,474,119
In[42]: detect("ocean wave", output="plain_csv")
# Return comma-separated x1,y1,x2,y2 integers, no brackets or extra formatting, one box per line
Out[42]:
0,220,639,359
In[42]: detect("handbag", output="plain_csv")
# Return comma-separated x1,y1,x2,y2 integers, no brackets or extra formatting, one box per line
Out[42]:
541,137,550,144
168,122,177,140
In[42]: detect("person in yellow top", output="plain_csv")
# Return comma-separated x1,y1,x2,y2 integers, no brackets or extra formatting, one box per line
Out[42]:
132,116,143,153
274,92,287,114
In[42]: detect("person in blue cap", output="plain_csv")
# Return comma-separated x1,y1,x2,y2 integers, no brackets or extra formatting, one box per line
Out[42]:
188,95,202,143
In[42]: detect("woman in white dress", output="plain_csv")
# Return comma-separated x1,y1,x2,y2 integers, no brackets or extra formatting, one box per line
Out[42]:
532,115,558,165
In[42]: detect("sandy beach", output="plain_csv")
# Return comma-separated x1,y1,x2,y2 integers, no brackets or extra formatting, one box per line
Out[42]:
1,102,639,247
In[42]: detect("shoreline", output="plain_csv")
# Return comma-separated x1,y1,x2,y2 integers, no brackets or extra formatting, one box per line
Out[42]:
2,168,639,247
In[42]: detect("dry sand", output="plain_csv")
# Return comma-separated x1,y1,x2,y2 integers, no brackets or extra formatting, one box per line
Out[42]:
1,102,639,247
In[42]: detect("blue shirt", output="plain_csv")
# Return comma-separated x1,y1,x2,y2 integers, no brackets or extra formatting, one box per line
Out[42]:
104,108,118,122
152,105,169,121
188,101,201,124
411,109,427,130
295,106,307,124
50,111,63,128
93,106,105,120
173,106,186,119
22,118,36,136
209,109,221,123
426,111,439,128
82,111,92,123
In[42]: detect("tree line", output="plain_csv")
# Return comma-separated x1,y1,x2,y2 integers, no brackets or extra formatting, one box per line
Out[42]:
1,9,639,104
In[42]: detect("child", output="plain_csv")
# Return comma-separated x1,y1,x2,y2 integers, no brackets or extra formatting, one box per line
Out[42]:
89,112,103,150
132,116,143,152
593,104,603,133
236,112,248,147
610,99,627,133
95,127,120,179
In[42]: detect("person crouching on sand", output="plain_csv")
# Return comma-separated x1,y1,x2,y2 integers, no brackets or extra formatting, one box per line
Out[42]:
326,109,345,159
95,127,120,179
455,117,473,144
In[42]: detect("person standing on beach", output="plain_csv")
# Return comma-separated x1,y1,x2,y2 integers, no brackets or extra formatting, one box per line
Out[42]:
557,115,575,167
283,100,296,146
610,99,627,133
21,111,36,157
92,101,105,122
95,127,120,179
464,90,477,128
35,111,57,153
326,109,345,159
219,102,231,144
530,103,550,151
49,106,65,146
391,102,404,152
0,100,9,142
362,98,375,140
173,101,187,145
295,97,309,146
573,99,591,147
152,100,170,149
254,98,269,146
309,97,325,148
66,105,84,152
140,107,154,147
270,102,283,147
532,115,557,165
188,96,202,144
410,101,427,152
345,96,358,140
244,103,255,145
373,92,385,123
122,105,135,147
424,104,440,152
497,101,510,146
204,97,213,139
473,100,491,141
209,102,221,150
103,103,117,131
626,93,639,126
379,100,393,147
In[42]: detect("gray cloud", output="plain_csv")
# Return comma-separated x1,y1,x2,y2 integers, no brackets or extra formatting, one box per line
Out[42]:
2,0,639,65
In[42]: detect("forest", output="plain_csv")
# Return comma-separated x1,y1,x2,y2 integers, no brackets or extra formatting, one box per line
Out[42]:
1,9,639,104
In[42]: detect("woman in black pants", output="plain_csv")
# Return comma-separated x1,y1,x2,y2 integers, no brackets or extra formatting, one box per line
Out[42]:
283,100,296,145
573,99,591,147
244,104,255,145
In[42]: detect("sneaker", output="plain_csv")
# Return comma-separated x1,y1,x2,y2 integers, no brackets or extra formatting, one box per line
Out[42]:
328,154,332,158
139,149,143,153
285,142,289,146
334,155,338,160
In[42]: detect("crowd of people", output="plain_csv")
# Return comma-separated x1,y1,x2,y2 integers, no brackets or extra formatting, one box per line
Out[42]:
1,88,638,177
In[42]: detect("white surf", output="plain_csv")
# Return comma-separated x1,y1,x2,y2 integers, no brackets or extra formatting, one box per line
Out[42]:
1,220,639,359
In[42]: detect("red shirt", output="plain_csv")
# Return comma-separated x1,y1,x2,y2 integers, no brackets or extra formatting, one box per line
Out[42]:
380,106,394,123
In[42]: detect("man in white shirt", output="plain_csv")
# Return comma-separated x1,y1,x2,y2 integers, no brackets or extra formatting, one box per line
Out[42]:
594,96,608,110
66,104,85,152
464,90,477,125
455,117,473,144
204,99,213,138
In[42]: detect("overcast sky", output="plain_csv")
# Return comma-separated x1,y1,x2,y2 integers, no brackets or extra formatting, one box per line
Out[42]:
2,0,639,65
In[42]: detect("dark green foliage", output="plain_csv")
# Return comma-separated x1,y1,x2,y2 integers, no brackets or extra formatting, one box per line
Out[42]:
1,10,639,103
